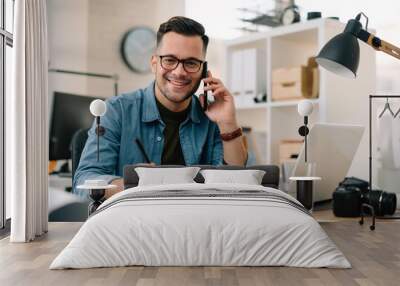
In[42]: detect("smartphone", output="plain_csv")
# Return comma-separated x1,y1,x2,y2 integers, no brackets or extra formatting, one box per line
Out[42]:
201,62,208,111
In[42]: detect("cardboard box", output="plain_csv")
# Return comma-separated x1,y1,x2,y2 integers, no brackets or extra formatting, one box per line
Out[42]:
272,65,319,101
279,139,303,165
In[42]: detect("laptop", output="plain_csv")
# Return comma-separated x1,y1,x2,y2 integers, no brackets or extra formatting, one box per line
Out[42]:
290,123,364,202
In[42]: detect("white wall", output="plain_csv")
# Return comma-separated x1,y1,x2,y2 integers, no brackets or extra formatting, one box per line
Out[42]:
86,0,184,97
48,0,185,99
47,0,89,112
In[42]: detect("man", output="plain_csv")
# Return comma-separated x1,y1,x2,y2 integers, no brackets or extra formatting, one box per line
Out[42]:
74,16,247,198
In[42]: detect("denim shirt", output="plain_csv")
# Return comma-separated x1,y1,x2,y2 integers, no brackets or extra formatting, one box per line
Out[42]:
73,81,224,198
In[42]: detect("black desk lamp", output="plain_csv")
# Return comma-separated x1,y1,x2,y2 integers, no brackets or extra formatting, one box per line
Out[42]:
78,99,117,215
316,12,400,78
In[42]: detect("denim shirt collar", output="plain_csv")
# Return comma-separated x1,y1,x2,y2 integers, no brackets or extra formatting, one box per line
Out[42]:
142,80,201,124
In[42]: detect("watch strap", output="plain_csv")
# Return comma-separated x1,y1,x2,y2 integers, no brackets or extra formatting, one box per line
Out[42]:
220,127,243,142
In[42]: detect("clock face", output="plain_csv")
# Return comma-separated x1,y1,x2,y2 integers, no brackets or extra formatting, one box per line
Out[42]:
121,27,156,73
282,7,300,25
282,9,295,25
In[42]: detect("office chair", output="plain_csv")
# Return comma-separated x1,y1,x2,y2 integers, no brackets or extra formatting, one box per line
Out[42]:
71,128,89,179
48,128,90,222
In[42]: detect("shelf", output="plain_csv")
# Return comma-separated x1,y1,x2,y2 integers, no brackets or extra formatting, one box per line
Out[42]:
235,99,319,110
225,31,270,47
268,98,319,108
225,18,376,174
270,27,318,44
236,102,267,110
225,19,343,48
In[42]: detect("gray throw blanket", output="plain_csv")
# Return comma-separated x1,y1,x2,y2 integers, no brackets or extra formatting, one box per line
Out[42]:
91,189,310,218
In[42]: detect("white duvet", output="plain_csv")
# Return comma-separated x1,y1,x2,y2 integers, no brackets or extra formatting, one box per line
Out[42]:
50,183,351,269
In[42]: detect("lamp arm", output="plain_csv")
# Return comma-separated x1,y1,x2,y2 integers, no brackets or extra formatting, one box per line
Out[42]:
357,29,400,60
377,38,400,60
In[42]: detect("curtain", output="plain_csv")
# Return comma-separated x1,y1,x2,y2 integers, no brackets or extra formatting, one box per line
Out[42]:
8,0,48,242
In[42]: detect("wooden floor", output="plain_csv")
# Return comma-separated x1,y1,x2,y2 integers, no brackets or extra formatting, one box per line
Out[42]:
1,212,399,286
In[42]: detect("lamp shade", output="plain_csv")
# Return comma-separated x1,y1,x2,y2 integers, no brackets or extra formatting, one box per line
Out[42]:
297,100,314,116
90,99,107,117
316,32,360,78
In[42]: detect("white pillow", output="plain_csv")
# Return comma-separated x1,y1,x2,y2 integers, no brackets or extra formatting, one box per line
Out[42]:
200,169,266,185
135,167,201,186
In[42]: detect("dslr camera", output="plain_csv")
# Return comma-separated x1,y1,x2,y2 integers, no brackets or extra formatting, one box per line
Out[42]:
333,177,397,217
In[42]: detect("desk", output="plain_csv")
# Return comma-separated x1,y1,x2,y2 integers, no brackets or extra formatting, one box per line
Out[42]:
48,174,72,190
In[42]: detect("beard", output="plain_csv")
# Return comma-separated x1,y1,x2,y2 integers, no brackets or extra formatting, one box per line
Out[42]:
156,72,202,104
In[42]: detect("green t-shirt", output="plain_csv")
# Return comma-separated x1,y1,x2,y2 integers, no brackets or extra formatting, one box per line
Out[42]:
155,97,190,165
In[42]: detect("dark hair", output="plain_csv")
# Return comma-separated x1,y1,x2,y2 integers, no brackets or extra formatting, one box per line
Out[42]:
157,16,209,53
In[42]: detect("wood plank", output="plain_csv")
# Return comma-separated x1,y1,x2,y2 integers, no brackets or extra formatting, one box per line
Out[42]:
0,217,399,286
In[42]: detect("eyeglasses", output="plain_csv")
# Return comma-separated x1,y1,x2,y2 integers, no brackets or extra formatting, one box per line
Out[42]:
158,55,204,73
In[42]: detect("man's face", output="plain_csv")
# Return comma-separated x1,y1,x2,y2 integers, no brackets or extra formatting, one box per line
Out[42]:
151,32,205,104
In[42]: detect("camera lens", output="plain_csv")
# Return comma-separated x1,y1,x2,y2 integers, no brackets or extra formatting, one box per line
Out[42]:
365,190,397,216
381,192,397,215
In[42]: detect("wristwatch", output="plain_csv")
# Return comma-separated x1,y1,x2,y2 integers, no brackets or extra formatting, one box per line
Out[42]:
220,127,243,141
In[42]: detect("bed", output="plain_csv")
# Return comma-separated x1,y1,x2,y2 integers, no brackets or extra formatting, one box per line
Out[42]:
50,165,350,269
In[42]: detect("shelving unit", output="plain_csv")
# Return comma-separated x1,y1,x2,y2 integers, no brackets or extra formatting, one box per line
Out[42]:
224,18,376,180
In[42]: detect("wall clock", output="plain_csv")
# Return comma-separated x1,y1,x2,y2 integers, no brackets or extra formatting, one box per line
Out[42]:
120,27,156,73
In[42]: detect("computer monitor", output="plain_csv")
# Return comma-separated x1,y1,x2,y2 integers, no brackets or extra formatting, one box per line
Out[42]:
290,123,364,202
49,92,104,161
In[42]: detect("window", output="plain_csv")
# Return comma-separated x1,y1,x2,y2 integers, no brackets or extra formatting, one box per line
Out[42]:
0,0,14,231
